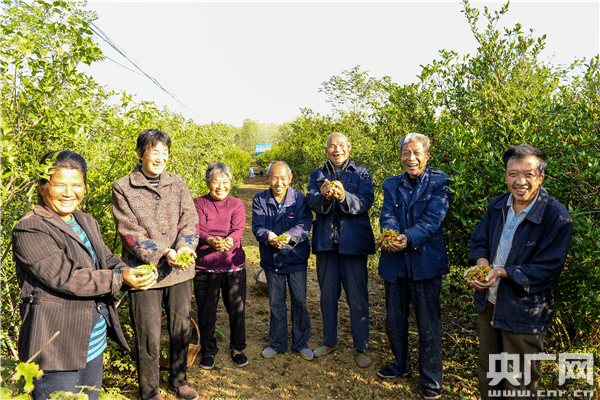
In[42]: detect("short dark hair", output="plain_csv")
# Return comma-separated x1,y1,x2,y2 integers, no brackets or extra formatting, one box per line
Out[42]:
502,144,548,175
136,129,171,159
39,150,88,190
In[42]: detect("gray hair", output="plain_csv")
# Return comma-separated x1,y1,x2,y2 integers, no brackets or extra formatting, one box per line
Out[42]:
326,132,350,148
205,162,233,186
266,161,292,177
399,132,430,153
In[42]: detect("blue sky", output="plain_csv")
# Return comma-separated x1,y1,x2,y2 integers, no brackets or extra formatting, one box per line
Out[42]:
81,1,600,127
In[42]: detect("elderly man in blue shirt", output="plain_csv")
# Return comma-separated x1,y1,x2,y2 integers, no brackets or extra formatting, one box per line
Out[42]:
465,144,573,400
376,133,451,400
252,161,314,361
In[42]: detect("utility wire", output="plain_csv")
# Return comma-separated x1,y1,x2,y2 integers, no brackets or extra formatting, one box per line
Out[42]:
88,22,204,120
20,0,204,121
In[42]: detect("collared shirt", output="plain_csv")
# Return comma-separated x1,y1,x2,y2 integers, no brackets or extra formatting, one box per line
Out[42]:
487,190,540,304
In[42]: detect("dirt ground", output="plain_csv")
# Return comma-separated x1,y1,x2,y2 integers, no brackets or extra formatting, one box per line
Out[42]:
146,176,479,400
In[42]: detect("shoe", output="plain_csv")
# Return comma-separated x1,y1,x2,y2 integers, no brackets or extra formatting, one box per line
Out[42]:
298,348,314,361
199,355,214,370
261,347,278,358
148,396,163,400
231,350,249,367
313,344,337,358
377,366,398,379
174,384,199,400
422,387,442,399
355,351,372,368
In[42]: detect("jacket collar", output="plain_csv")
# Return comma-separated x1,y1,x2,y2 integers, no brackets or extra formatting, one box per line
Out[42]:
267,187,296,208
494,186,549,225
32,201,96,254
399,166,431,209
129,164,173,190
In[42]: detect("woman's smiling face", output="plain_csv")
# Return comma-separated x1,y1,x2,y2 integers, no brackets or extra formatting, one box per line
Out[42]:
40,168,86,220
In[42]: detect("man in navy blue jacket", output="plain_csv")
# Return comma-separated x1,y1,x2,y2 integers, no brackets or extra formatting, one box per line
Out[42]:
376,133,451,400
252,161,314,361
306,132,376,368
466,144,573,400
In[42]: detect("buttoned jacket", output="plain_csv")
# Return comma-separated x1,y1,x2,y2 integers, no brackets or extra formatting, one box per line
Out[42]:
12,202,129,371
469,186,573,334
112,165,200,288
306,160,376,255
378,166,451,282
252,188,312,274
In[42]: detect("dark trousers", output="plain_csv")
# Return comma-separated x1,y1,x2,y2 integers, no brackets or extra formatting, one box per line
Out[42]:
315,251,369,351
129,280,192,400
32,352,103,400
477,301,546,400
193,269,246,356
264,269,311,352
384,276,443,390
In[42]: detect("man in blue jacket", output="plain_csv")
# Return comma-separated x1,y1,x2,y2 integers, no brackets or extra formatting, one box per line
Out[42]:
252,161,314,361
466,144,573,400
377,133,451,400
306,132,376,368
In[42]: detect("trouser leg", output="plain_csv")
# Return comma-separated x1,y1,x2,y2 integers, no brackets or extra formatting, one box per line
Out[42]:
410,276,443,391
316,251,342,347
265,270,289,352
288,269,311,351
222,269,247,351
130,288,163,400
502,329,546,400
163,280,192,389
194,272,221,356
384,278,411,375
339,254,369,351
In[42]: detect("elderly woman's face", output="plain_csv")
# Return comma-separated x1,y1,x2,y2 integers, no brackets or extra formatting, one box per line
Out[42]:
208,172,232,201
41,168,85,220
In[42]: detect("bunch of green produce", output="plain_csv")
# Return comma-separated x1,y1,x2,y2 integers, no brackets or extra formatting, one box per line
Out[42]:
378,228,400,245
175,251,195,265
465,265,492,282
136,261,156,277
275,233,287,244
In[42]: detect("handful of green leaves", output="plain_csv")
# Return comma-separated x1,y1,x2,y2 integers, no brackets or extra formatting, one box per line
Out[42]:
174,251,195,265
465,265,492,283
275,233,287,244
137,261,156,277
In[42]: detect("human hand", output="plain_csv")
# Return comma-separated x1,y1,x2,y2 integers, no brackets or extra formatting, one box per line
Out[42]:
464,265,502,290
330,180,345,201
320,181,334,201
268,232,290,248
165,247,196,270
123,266,158,290
380,233,408,252
209,236,231,253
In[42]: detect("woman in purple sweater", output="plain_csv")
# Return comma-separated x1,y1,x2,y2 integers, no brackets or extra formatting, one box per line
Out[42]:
193,162,247,369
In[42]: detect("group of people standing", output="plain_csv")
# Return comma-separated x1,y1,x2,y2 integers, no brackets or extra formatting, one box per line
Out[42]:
12,127,572,400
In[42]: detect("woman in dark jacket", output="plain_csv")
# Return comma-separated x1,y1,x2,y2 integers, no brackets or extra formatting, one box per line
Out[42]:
12,150,156,400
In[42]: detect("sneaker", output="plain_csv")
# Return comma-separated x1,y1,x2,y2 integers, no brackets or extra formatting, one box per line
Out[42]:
231,350,249,367
422,387,442,399
313,344,337,358
261,347,278,358
298,348,314,361
174,384,199,400
377,366,398,379
199,355,214,370
355,351,372,368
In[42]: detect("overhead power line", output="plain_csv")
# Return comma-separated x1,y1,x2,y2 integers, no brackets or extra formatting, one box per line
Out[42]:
88,22,204,120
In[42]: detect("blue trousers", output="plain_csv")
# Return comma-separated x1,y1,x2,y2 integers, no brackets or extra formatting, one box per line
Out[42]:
316,251,369,351
32,352,103,400
384,276,443,390
264,269,311,352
